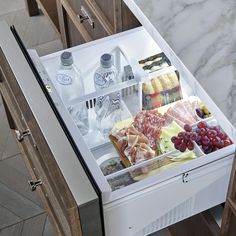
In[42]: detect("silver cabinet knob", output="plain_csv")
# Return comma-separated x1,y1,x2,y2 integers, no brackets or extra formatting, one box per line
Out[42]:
28,179,42,191
15,129,30,141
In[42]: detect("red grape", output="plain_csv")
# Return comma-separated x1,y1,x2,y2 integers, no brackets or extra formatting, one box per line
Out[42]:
171,136,178,143
218,132,227,140
174,143,180,150
208,130,217,139
204,146,213,154
187,140,194,150
200,128,206,135
196,128,201,134
179,143,187,152
202,136,210,145
190,133,197,141
212,136,220,146
197,121,207,129
175,137,183,144
211,126,220,133
184,124,192,132
184,132,191,141
217,140,224,148
173,122,232,154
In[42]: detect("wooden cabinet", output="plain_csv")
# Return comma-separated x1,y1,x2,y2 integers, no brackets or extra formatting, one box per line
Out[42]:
57,0,140,47
25,0,140,48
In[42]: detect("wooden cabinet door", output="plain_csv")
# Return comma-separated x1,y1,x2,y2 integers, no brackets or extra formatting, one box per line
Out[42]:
56,0,140,48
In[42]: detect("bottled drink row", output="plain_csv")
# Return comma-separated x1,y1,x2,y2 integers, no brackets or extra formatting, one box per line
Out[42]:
55,51,121,138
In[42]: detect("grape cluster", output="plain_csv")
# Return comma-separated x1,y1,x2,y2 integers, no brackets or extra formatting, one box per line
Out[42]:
171,121,232,154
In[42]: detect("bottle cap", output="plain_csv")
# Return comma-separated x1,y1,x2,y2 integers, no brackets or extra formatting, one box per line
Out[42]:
61,51,73,66
100,54,113,68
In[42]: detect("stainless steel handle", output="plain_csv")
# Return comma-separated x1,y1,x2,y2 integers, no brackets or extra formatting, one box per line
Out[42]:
28,179,42,191
15,129,31,141
78,6,94,28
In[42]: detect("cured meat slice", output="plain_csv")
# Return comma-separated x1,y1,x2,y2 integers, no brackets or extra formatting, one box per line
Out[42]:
164,113,185,128
181,100,198,122
113,126,155,165
173,102,195,123
165,100,198,127
166,106,192,126
133,110,167,149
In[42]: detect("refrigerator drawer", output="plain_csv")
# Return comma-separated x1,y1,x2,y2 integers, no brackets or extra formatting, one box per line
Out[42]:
104,155,233,236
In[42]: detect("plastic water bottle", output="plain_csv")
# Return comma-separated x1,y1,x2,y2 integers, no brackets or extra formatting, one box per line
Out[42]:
55,51,89,135
94,53,121,137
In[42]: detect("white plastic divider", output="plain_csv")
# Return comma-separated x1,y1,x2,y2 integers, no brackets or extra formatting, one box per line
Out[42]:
105,150,178,180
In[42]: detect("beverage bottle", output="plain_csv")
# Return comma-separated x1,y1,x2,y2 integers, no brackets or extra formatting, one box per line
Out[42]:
94,53,121,137
55,51,89,135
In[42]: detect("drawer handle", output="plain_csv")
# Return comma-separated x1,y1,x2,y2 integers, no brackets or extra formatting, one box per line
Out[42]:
79,6,94,28
15,129,31,141
0,67,5,82
28,179,42,191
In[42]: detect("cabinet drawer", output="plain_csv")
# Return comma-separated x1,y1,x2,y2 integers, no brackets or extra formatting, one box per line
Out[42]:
57,0,140,47
89,0,115,30
0,47,82,236
67,15,87,47
66,0,109,40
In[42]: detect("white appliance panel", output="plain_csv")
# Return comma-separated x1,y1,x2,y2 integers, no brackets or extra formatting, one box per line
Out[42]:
104,155,232,236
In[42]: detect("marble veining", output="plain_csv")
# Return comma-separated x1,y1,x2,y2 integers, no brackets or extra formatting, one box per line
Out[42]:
131,0,236,126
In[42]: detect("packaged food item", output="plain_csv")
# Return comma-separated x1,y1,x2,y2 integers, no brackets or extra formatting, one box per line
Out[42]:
139,52,171,73
142,71,182,110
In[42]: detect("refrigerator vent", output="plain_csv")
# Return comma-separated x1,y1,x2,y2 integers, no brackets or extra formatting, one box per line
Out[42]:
142,198,193,235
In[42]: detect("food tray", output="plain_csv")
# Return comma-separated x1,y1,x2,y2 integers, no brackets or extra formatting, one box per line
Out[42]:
109,133,176,178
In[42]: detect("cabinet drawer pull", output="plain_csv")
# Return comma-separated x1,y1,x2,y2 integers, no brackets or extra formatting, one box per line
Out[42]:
0,67,5,82
79,6,94,28
28,179,42,191
15,129,31,141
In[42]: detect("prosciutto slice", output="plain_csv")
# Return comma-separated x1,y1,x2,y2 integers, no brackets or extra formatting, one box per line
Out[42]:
165,100,198,127
113,126,155,165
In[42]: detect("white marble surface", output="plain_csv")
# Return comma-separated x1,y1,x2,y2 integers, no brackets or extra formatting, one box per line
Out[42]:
126,0,236,127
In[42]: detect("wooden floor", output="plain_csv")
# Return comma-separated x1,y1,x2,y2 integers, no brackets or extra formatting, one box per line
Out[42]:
0,0,63,235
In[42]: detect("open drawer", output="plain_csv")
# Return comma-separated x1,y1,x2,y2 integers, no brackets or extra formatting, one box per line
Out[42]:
35,27,236,234
0,19,236,236
34,26,236,200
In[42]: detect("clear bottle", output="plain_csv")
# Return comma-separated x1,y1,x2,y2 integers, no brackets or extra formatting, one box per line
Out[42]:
55,51,89,135
94,53,121,138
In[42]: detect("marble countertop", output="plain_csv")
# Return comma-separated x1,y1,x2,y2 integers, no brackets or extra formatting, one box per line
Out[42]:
124,0,236,127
